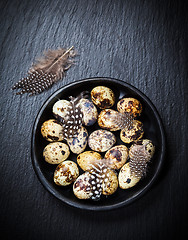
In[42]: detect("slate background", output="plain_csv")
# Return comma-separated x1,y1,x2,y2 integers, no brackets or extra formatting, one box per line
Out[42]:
0,0,188,239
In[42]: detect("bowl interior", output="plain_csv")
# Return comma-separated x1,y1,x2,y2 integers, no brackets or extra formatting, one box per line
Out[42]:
31,78,165,210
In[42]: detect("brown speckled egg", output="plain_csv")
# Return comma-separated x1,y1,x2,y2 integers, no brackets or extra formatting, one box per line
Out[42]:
77,151,103,171
43,142,70,164
102,169,118,195
67,126,88,154
98,109,121,131
54,160,79,186
129,139,155,161
118,163,141,189
88,130,116,152
104,145,129,170
120,120,144,144
52,100,71,122
73,172,93,199
91,86,115,109
79,98,98,126
117,98,142,117
41,119,64,142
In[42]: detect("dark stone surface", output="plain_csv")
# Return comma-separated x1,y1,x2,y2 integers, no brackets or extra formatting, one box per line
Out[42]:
0,0,187,239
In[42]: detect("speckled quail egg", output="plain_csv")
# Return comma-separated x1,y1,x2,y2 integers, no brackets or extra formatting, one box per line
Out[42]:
98,109,121,131
117,97,142,117
52,100,71,122
43,142,70,164
41,119,64,142
120,120,144,144
79,98,98,126
88,129,116,152
67,126,88,154
73,172,93,199
91,86,115,109
77,151,103,171
129,139,155,161
118,163,141,189
102,168,118,195
104,145,129,170
54,160,79,186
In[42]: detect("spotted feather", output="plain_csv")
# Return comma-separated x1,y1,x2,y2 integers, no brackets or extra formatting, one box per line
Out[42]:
110,112,134,130
87,159,112,201
129,144,151,178
60,91,89,139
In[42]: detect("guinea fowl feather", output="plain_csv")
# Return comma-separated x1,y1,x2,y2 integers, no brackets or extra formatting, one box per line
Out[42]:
12,46,76,96
110,112,134,130
87,159,113,201
129,144,151,178
58,91,89,139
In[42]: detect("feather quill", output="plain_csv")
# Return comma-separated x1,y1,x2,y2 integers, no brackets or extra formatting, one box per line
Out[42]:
12,46,76,96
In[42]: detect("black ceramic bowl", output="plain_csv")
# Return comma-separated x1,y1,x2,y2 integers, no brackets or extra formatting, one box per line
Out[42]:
31,77,165,211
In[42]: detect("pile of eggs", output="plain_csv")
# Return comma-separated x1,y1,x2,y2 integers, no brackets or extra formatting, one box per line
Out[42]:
40,86,155,200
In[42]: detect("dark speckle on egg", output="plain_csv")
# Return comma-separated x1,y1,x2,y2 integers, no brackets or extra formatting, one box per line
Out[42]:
126,178,131,183
47,135,59,141
109,149,122,162
83,132,87,138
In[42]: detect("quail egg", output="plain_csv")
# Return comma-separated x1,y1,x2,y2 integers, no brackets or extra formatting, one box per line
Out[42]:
118,163,141,189
54,160,79,186
52,100,71,122
67,126,88,154
88,129,116,152
73,172,93,199
77,151,103,171
43,142,70,164
102,169,118,195
41,119,64,142
129,139,155,161
120,120,144,144
79,98,98,126
117,97,142,117
91,86,115,109
104,145,129,170
98,109,121,131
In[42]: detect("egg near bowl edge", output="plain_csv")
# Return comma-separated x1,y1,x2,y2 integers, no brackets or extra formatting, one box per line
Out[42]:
91,86,115,109
43,142,70,164
54,160,79,186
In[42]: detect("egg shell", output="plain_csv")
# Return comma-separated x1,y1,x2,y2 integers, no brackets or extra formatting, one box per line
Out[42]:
79,98,98,126
98,109,121,131
88,129,116,152
102,169,118,195
52,100,71,122
67,126,88,154
73,172,93,199
91,86,115,109
77,151,103,171
129,139,155,161
54,160,79,186
104,145,129,169
43,142,70,164
117,98,142,117
41,119,64,142
120,120,144,144
118,162,141,189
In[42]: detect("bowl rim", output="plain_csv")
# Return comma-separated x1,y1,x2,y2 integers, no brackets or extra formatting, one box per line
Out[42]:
31,77,165,211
